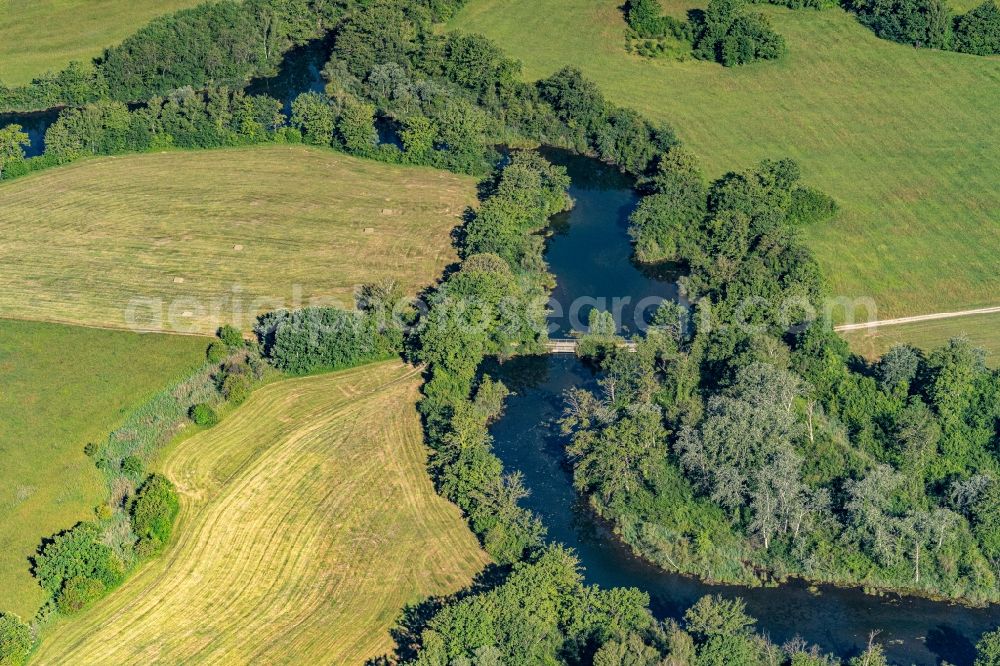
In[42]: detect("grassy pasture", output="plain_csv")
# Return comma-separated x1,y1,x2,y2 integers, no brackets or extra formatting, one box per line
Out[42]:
0,318,206,619
0,145,477,335
841,313,1000,366
31,361,489,664
949,0,986,11
451,1,1000,330
0,0,205,86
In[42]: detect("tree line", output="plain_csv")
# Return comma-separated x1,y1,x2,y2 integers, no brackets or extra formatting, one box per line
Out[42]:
0,0,346,113
625,0,1000,61
625,0,788,65
0,3,678,182
398,546,1000,665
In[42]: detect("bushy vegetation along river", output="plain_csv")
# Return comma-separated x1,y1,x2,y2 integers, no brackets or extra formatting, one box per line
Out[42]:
484,148,998,666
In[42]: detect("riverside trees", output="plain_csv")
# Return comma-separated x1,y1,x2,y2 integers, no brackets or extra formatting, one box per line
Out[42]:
565,156,1000,602
0,125,28,178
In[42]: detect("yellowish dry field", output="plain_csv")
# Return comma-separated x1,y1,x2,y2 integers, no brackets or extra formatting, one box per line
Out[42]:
0,145,476,335
32,361,489,664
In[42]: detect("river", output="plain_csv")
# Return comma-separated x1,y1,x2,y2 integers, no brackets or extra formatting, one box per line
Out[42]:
483,147,999,665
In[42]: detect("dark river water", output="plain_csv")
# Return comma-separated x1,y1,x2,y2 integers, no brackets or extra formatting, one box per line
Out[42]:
484,148,999,665
0,108,59,157
540,148,679,338
244,37,330,116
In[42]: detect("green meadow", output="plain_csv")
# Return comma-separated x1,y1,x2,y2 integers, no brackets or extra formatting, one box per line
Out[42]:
0,0,203,86
0,319,206,618
841,312,1000,366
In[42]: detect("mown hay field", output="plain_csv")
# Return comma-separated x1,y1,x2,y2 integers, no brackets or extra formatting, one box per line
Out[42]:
0,145,477,335
31,361,489,664
0,318,207,619
452,0,1000,334
0,0,204,86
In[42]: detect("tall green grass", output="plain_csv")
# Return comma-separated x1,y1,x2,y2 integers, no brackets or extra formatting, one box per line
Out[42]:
0,319,206,618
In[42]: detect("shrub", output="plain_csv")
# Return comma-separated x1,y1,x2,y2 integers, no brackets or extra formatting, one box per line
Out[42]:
595,108,676,175
217,324,244,349
0,612,33,666
576,310,625,360
32,522,124,596
977,628,1000,666
626,0,697,46
281,126,303,144
537,67,610,147
55,576,105,615
693,0,787,65
337,98,379,155
683,595,755,640
130,474,180,554
189,403,219,427
206,340,228,363
400,115,436,160
630,147,707,262
851,0,954,49
788,186,838,225
221,372,254,405
120,455,144,479
627,0,670,37
290,92,336,146
256,307,403,375
0,153,60,182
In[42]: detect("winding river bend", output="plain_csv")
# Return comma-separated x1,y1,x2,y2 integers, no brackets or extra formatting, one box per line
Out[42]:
484,148,999,665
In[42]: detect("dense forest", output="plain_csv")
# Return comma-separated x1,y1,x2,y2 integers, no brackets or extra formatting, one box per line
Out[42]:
1,0,999,663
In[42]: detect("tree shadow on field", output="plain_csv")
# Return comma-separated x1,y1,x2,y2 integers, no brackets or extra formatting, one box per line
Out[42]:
445,206,478,268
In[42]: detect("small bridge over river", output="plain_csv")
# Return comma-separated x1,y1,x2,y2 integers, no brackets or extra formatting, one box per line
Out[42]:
544,338,639,354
